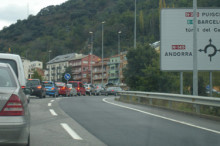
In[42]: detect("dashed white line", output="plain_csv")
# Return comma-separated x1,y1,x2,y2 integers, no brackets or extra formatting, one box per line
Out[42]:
51,100,55,102
60,123,83,140
103,98,220,134
49,109,58,116
48,103,52,107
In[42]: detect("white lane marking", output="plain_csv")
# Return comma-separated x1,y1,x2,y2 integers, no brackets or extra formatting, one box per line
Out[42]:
48,103,52,107
51,100,55,102
49,109,58,116
61,123,83,140
103,98,220,134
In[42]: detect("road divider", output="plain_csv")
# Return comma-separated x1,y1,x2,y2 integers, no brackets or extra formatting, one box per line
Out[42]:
60,123,83,140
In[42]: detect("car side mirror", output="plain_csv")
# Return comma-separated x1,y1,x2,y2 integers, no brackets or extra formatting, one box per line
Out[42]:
23,88,32,95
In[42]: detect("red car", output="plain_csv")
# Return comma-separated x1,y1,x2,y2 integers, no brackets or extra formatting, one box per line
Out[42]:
68,81,86,96
55,82,70,97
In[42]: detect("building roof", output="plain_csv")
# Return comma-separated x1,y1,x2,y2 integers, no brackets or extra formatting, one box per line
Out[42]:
47,53,83,64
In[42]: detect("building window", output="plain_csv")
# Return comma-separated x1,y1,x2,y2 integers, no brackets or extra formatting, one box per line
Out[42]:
83,74,87,78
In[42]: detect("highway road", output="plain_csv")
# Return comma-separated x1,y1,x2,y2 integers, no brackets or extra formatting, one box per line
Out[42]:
29,95,220,146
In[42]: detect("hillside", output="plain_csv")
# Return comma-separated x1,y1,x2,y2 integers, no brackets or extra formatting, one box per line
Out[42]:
0,0,219,65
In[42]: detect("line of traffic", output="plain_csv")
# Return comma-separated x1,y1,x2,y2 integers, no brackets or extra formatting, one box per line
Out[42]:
102,98,220,134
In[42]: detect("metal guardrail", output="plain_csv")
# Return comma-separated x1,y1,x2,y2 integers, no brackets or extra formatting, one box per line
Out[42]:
118,91,220,113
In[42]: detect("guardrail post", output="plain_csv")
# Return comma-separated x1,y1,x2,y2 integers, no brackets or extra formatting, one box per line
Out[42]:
149,99,152,105
195,104,200,114
168,101,172,108
138,97,141,103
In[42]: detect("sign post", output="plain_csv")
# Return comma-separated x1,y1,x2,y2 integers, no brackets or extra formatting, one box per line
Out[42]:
64,73,71,84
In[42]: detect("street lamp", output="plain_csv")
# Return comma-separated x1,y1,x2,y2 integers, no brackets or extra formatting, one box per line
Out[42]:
101,21,105,86
48,50,52,81
118,31,121,85
134,0,137,49
89,31,93,84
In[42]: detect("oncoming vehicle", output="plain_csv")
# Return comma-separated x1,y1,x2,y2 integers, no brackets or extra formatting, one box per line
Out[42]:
26,79,46,98
68,81,86,96
55,82,70,97
42,81,59,97
0,63,30,146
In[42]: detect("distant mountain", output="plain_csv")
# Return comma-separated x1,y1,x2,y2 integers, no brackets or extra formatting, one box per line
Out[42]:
0,0,219,66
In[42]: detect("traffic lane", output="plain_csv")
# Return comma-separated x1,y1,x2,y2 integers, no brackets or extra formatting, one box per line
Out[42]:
29,97,106,146
59,96,220,146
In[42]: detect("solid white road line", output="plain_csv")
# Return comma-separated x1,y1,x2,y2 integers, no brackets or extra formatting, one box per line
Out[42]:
103,98,220,134
48,103,52,107
49,109,58,116
60,123,83,140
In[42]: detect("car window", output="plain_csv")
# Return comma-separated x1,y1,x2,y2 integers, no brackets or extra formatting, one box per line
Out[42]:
56,82,65,86
71,82,78,87
0,67,17,87
0,59,18,77
27,80,40,86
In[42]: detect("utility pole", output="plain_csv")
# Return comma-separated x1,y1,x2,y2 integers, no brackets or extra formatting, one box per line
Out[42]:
89,31,93,84
101,21,105,86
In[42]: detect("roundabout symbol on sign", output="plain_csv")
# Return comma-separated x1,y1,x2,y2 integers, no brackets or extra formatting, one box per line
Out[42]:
199,39,220,62
64,73,71,81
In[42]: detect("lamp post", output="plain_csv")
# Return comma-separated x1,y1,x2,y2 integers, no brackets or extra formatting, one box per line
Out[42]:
89,31,93,84
48,50,52,81
101,21,105,86
134,0,137,49
118,31,121,85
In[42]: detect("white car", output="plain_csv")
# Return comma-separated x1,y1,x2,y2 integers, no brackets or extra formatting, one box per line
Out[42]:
0,53,26,88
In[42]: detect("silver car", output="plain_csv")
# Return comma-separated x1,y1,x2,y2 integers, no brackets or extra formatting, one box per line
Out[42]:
67,84,77,96
0,63,30,146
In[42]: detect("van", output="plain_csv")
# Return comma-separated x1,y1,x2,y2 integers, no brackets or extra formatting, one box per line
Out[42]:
68,81,86,96
0,53,26,88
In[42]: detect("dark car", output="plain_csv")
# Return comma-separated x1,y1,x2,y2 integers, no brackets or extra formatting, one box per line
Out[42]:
92,84,105,96
26,79,46,98
55,82,70,97
104,87,123,96
42,81,59,97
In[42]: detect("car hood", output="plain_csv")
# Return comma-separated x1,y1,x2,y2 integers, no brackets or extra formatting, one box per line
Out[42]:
0,88,17,111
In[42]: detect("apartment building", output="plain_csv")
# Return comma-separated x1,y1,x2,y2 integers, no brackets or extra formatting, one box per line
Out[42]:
92,58,109,85
46,53,82,81
69,54,100,83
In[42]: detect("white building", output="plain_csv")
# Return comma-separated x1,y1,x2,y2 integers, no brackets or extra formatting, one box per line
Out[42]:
30,61,43,70
46,53,83,81
22,58,31,79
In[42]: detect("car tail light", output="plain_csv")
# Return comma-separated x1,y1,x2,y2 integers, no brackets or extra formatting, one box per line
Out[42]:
112,90,114,92
0,94,24,116
77,87,80,91
21,86,25,89
62,87,65,90
51,87,55,90
37,85,42,89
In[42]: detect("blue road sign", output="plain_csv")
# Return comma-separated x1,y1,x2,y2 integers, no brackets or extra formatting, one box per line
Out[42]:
64,73,71,81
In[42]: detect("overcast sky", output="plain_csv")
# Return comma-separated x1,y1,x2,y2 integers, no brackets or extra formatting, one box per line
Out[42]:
0,0,68,30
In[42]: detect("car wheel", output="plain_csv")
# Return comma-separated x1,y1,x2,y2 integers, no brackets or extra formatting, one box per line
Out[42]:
78,92,81,96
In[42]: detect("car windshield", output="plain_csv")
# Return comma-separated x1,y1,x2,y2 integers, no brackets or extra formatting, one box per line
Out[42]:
42,82,53,87
26,80,40,86
71,83,78,87
56,82,65,86
0,66,17,87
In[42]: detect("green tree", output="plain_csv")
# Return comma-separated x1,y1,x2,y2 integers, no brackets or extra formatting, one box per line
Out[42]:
32,70,43,81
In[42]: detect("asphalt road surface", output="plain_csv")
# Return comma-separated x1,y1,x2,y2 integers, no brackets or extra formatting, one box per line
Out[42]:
29,95,220,146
